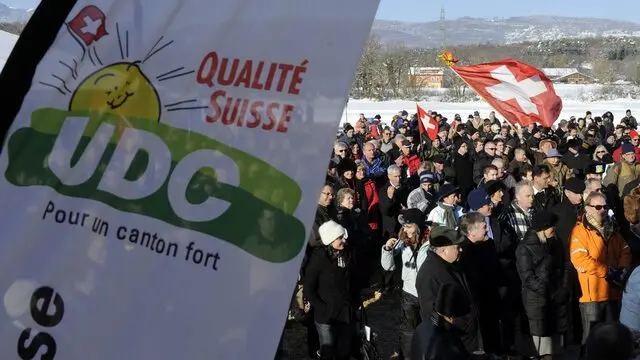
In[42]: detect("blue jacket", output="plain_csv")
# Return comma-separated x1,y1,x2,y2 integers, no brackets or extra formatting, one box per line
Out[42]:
621,266,640,332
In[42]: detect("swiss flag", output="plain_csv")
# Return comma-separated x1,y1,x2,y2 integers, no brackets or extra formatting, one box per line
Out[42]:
451,59,563,128
67,5,108,46
417,104,438,140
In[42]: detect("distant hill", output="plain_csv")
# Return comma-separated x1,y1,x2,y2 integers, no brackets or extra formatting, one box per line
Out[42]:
0,3,31,23
372,15,640,48
3,7,640,50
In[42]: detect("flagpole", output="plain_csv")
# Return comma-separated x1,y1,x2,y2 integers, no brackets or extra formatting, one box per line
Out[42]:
344,97,349,126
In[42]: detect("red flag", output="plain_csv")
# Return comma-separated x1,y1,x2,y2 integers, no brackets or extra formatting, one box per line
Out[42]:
451,59,562,128
451,120,458,130
68,5,108,46
417,104,438,140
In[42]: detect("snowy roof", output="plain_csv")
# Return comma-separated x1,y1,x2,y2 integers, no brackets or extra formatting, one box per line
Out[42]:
542,68,579,78
0,30,18,72
409,67,444,75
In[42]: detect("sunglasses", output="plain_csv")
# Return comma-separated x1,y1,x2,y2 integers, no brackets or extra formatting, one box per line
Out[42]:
588,204,608,211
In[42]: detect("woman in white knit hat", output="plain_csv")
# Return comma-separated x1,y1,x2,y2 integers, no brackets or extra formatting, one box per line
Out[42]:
304,220,361,360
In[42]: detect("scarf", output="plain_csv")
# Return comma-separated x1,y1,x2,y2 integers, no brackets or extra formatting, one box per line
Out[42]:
438,202,458,228
585,214,616,241
328,247,348,268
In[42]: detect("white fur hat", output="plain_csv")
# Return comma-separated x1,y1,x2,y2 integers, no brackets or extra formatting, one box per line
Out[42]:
318,221,347,246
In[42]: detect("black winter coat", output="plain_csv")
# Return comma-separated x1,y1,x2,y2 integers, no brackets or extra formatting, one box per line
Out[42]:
453,153,474,196
473,153,495,184
416,252,480,353
532,187,559,215
552,196,581,257
515,231,570,336
551,196,583,302
378,181,409,238
411,318,469,360
336,206,368,245
459,238,503,353
303,247,361,325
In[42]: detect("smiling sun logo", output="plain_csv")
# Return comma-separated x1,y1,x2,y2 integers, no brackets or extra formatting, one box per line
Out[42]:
70,61,161,121
38,5,202,123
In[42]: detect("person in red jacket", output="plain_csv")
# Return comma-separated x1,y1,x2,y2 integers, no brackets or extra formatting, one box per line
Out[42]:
401,140,421,176
356,161,380,233
612,130,640,163
355,160,384,290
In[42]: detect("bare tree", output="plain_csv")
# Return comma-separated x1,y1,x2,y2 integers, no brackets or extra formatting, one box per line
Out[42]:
591,59,616,83
349,34,640,99
622,56,640,84
352,35,385,99
382,42,410,98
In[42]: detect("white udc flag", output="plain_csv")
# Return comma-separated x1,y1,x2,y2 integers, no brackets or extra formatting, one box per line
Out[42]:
0,0,380,359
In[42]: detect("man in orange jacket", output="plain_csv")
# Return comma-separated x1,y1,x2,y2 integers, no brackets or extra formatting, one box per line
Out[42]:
570,192,631,344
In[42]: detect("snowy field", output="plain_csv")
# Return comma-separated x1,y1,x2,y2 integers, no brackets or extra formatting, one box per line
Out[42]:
0,30,18,70
341,84,640,127
341,99,639,127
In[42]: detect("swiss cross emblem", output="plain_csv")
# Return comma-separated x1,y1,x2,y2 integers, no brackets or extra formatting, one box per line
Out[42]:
67,5,108,46
486,65,547,115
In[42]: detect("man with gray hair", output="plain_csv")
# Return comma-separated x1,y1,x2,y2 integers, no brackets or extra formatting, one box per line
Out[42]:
331,140,349,165
393,134,406,151
492,157,517,190
379,165,410,240
500,181,535,242
584,178,602,200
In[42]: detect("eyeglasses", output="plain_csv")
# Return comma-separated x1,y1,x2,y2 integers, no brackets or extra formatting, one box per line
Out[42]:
487,148,496,151
321,192,334,197
587,204,608,211
336,149,345,153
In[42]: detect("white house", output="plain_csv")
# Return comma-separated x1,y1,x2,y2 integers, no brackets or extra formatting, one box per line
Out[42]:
542,68,595,84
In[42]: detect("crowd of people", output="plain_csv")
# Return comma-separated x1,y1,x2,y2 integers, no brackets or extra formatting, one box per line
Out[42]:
283,108,640,360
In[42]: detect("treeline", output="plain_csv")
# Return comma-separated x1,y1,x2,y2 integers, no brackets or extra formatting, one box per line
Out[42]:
0,22,25,35
351,35,640,100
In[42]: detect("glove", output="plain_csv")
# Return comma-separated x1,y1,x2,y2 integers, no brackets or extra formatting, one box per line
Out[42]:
612,268,631,288
606,266,620,283
606,266,628,288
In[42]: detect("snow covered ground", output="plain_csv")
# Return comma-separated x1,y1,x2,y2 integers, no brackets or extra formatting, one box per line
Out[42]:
0,30,18,70
341,84,640,127
341,98,639,126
